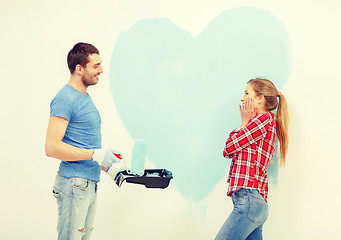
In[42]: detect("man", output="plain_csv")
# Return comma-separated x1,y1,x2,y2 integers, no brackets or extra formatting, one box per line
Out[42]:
45,42,121,240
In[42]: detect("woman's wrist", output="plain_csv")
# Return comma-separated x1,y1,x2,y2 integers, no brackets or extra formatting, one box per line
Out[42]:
240,121,248,128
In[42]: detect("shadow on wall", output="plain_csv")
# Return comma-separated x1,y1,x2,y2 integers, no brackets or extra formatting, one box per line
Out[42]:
109,7,291,202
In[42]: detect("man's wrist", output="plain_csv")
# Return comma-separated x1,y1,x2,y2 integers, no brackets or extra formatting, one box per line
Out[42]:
92,149,104,164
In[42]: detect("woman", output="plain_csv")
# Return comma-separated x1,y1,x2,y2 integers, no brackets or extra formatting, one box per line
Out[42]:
215,78,289,240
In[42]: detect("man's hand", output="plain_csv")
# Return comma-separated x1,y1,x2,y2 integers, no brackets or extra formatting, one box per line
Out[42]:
92,149,122,167
106,161,126,180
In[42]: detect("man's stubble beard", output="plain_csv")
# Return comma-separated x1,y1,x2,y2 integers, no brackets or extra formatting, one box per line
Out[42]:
81,74,98,87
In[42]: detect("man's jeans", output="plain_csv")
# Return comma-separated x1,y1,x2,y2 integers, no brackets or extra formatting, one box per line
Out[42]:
53,174,98,240
215,188,269,240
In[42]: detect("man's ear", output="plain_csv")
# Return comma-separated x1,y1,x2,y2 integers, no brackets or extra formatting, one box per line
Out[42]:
75,64,83,75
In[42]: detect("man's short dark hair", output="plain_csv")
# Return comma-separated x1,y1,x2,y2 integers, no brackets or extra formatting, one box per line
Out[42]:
67,42,99,74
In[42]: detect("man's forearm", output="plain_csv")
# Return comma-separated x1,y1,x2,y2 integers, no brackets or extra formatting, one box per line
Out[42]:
45,140,94,162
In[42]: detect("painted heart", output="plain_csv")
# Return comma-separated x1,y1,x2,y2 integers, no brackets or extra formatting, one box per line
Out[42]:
109,7,291,201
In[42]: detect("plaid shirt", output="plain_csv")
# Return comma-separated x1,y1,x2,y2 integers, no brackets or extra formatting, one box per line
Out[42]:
223,112,276,201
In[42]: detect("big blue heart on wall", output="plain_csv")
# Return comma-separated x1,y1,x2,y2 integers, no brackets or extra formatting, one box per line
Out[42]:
109,7,291,202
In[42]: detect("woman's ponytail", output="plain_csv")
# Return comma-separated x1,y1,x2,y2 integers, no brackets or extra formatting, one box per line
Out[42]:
275,92,289,166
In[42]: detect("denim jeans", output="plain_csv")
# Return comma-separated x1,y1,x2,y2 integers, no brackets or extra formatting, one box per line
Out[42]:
215,188,268,240
53,174,98,240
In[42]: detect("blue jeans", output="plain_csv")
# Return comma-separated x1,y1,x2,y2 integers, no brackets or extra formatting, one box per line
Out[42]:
215,188,268,240
53,174,98,240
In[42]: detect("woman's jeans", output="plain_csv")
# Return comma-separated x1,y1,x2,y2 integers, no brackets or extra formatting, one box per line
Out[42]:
215,188,269,240
53,174,98,240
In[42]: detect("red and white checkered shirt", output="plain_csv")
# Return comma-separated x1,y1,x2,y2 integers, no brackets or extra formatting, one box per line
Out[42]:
223,112,276,201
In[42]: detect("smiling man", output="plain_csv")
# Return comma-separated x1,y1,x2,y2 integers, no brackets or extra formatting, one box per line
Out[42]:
45,42,122,240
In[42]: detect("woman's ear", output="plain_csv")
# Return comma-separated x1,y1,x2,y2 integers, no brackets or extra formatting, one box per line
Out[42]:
257,95,265,105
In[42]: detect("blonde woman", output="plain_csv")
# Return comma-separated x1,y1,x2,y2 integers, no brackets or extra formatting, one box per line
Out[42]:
215,78,289,240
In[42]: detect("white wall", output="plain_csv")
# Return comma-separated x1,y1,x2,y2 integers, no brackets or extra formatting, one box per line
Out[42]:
1,0,340,239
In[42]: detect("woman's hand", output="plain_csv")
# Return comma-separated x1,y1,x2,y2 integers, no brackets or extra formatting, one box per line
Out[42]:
239,97,257,128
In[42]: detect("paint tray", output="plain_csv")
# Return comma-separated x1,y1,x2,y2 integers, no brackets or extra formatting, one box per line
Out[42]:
114,169,173,189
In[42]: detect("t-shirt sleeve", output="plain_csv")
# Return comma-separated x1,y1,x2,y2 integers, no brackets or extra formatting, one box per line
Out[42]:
50,94,73,121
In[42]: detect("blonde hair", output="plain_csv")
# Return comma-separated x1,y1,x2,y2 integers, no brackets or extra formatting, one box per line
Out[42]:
248,78,289,166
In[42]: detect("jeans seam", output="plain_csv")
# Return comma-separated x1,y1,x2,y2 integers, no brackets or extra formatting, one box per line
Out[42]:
223,194,246,239
66,193,73,240
224,211,243,240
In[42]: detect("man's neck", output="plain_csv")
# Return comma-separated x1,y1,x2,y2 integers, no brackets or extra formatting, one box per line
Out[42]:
68,76,88,95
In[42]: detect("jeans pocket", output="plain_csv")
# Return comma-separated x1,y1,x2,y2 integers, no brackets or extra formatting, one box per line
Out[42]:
52,189,63,200
71,178,89,191
53,189,64,216
247,196,268,223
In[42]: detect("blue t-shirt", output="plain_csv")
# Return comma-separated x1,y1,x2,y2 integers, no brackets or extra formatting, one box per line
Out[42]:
50,84,101,182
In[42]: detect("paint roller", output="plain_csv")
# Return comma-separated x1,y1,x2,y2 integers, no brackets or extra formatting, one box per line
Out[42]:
106,140,147,179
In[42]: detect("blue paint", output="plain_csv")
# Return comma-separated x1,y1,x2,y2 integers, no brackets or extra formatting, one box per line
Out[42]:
109,7,291,201
268,140,280,185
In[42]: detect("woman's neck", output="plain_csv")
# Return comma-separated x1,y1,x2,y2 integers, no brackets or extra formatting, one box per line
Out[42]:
257,108,268,115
